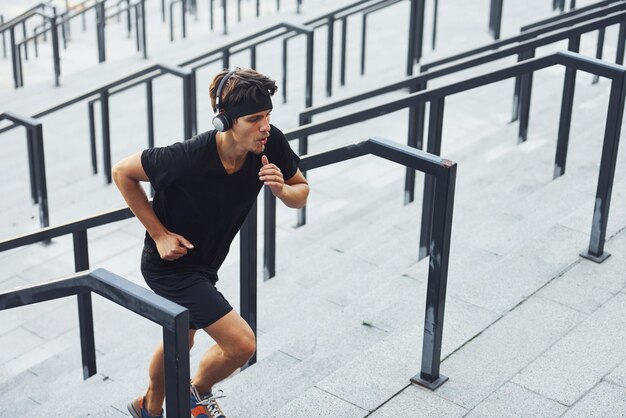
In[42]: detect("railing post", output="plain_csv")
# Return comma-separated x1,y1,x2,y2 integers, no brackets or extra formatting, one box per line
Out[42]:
210,0,215,30
141,0,148,59
250,45,257,69
593,28,605,85
21,21,28,61
26,127,38,204
282,37,288,103
615,22,626,66
50,14,61,87
134,3,141,51
419,97,445,260
405,81,427,204
305,31,314,108
296,113,309,227
488,0,503,40
147,81,155,148
222,48,230,70
554,39,579,179
182,0,188,39
340,16,347,86
240,201,258,367
361,12,368,76
183,72,195,139
518,48,536,143
31,123,49,229
96,1,106,63
170,1,175,41
414,0,425,66
163,312,191,418
326,16,335,97
431,0,438,50
17,44,24,87
406,0,416,76
222,0,228,35
89,101,98,174
581,72,626,262
10,27,20,89
411,162,456,390
512,48,535,122
73,230,96,379
100,89,112,184
264,188,276,280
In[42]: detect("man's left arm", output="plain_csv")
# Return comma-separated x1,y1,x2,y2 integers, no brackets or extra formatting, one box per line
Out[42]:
259,155,309,208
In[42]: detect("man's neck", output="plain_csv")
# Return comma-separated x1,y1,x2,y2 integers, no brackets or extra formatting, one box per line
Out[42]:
216,131,248,174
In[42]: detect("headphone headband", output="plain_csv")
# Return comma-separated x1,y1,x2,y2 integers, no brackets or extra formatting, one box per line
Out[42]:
214,70,235,113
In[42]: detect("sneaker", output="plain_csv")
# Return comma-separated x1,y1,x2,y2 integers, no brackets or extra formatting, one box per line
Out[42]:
190,383,226,418
127,396,164,418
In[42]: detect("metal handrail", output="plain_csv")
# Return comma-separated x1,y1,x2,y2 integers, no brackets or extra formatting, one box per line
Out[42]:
421,2,626,72
0,112,49,229
260,51,625,281
298,8,626,169
0,137,458,391
2,0,148,88
0,268,190,417
521,0,624,32
282,0,409,97
0,4,61,88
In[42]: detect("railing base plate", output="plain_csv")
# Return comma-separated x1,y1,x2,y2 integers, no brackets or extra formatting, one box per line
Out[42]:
579,250,611,264
410,373,448,391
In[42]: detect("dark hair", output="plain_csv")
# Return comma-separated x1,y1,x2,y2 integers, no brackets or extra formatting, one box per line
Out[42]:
209,68,277,112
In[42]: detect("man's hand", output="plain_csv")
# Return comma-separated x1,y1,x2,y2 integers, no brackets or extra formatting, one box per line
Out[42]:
154,231,194,261
259,155,285,197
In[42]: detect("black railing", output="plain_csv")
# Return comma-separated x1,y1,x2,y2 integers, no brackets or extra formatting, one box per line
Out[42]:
522,0,623,32
0,137,457,391
1,0,148,89
408,0,573,70
178,22,314,108
421,6,626,123
298,8,626,180
278,0,410,100
0,112,49,229
241,137,456,388
264,52,624,278
83,63,196,183
0,268,190,418
166,0,300,39
297,9,626,204
0,3,61,88
0,20,313,231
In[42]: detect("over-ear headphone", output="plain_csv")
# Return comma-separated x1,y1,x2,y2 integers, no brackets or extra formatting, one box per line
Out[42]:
212,70,235,132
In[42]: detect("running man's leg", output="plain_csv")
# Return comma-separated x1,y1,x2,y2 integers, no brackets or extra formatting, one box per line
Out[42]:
192,310,256,393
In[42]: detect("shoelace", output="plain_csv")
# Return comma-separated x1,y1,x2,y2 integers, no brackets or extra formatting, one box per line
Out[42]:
191,384,226,407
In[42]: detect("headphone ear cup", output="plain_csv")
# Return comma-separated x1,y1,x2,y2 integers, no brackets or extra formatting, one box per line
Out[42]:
212,113,232,132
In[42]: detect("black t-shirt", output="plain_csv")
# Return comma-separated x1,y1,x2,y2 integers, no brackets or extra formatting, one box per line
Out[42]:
140,125,299,275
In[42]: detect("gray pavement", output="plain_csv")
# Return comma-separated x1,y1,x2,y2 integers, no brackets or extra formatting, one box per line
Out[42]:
2,0,626,416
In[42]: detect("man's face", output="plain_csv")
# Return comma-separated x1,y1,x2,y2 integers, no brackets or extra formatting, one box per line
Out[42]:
231,109,271,154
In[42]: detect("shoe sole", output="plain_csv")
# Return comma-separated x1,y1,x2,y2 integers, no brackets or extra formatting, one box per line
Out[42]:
127,401,142,418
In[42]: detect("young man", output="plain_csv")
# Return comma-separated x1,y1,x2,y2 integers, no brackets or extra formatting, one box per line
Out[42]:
113,68,309,418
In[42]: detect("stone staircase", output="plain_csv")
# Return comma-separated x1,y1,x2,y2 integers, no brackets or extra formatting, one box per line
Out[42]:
2,0,626,416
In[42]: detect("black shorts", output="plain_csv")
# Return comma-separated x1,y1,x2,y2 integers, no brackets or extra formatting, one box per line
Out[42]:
141,268,233,330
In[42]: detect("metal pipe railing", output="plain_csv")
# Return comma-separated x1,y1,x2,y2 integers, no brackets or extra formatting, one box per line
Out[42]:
0,268,190,417
263,51,624,277
0,112,49,229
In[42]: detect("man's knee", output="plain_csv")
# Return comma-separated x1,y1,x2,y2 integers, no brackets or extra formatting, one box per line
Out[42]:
225,333,256,365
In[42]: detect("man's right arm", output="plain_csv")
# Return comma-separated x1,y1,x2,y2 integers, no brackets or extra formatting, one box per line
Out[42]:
112,152,193,261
